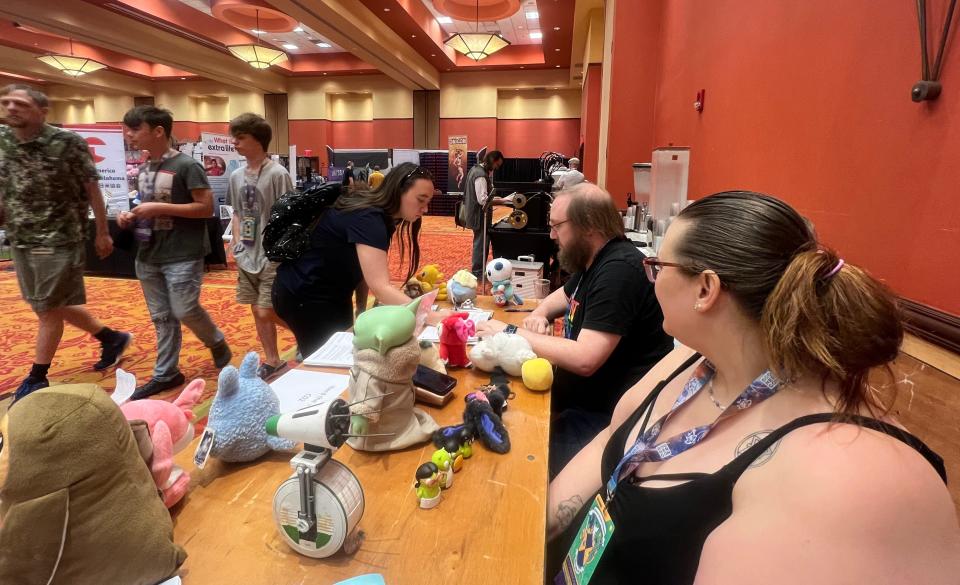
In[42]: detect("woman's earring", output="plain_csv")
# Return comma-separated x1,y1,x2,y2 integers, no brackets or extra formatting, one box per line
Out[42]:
694,302,702,311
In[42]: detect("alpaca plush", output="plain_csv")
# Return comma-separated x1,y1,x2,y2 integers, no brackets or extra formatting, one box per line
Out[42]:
438,313,475,368
348,298,440,452
486,258,523,307
206,352,297,462
469,332,537,377
447,269,478,307
119,376,204,508
0,384,186,585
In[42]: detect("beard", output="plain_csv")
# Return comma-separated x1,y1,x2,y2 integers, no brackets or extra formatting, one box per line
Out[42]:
558,235,593,273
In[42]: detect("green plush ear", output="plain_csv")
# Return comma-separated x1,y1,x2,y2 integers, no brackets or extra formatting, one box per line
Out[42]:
353,302,418,354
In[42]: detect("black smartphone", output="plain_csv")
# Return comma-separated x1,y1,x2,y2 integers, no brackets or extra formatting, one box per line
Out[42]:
414,365,457,395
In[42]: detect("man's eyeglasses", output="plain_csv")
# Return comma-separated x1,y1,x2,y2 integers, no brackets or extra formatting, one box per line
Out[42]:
642,257,691,283
548,219,570,232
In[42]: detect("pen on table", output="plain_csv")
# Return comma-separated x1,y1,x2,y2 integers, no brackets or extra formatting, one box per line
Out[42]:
504,308,534,312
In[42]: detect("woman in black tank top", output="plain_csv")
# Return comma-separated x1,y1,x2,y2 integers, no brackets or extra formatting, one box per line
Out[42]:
547,192,960,585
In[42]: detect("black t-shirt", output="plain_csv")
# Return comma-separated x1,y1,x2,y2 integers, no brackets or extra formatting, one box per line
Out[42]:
342,167,354,186
275,207,395,305
553,239,674,415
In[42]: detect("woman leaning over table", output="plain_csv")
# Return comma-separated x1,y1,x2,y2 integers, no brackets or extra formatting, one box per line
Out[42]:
547,191,960,585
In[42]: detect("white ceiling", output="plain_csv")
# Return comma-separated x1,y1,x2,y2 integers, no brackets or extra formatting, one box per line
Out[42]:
176,0,346,53
421,0,542,45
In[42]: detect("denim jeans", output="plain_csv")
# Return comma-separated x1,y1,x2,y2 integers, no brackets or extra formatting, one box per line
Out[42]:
549,408,612,479
136,258,225,381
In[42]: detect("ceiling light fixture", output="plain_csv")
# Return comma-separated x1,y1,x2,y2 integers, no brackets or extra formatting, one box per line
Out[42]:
316,42,332,48
251,29,266,34
444,1,510,61
437,16,452,24
36,38,107,77
293,26,304,32
526,11,539,19
230,10,287,69
530,31,542,40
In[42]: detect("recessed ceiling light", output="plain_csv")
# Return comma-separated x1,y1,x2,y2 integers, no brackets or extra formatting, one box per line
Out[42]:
555,48,560,52
555,65,560,68
431,53,436,57
180,77,186,80
437,16,452,24
294,26,304,32
251,29,266,35
384,7,390,11
520,66,525,69
411,34,416,38
283,43,298,50
526,11,539,19
530,31,542,40
515,88,519,91
554,27,561,31
316,42,331,48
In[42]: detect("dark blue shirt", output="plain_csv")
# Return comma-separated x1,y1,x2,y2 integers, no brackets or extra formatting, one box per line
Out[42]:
275,206,395,304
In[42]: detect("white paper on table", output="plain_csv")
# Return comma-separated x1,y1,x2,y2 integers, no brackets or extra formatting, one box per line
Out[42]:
418,310,492,344
270,369,350,413
302,331,355,368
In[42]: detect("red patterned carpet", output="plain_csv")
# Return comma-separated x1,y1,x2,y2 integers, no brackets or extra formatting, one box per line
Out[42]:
0,216,473,423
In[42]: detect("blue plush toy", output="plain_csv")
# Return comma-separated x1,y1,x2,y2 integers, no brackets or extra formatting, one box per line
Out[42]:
207,352,296,462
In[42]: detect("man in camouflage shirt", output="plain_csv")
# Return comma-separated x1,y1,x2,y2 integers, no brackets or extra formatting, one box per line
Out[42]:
0,84,132,401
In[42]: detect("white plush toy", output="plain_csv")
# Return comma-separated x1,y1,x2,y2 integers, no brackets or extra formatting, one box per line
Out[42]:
469,332,537,377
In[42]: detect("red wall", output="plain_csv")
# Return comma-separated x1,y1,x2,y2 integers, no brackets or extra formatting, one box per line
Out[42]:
603,0,664,206
438,118,498,152
170,121,229,141
647,0,959,314
580,64,602,182
288,119,332,164
496,119,580,158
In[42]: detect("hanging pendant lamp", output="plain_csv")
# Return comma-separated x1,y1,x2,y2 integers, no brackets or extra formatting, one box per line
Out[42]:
36,39,107,77
227,9,287,69
444,1,511,61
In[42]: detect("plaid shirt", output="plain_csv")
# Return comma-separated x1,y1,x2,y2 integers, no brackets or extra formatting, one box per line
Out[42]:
0,124,99,247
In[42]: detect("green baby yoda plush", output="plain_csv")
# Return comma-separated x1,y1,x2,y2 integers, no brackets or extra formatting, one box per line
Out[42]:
348,295,440,451
0,384,186,585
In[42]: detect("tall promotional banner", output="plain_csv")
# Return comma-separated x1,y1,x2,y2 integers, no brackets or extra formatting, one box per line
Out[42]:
448,135,468,192
200,132,244,212
65,125,128,215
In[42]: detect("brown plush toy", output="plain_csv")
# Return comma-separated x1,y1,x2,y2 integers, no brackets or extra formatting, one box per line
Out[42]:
0,384,186,585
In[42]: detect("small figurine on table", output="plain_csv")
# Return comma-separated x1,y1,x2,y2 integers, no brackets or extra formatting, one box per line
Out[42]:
458,427,474,460
415,462,442,509
486,258,524,307
443,436,465,473
438,312,475,368
431,445,455,489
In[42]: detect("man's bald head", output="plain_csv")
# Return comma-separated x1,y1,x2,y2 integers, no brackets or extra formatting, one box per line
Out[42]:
555,183,625,241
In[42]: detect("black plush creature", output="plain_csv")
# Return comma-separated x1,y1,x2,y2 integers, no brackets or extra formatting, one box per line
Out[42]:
463,391,510,454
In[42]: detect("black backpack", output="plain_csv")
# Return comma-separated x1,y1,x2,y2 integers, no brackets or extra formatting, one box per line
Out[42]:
262,181,342,262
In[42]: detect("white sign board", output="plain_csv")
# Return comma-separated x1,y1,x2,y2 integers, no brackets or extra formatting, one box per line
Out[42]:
65,126,128,215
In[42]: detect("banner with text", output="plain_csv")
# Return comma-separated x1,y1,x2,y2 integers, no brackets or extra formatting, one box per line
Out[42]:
201,132,244,213
66,125,128,215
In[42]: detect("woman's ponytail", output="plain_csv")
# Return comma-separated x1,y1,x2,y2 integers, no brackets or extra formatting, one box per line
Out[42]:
761,248,903,415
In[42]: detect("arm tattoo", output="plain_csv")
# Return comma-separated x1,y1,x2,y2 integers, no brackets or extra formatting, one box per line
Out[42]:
555,495,584,533
735,431,783,469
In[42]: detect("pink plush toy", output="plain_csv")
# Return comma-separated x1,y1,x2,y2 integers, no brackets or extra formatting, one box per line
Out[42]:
438,312,475,368
120,379,204,508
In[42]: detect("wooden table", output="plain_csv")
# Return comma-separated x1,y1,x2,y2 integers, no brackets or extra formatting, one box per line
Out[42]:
172,298,550,585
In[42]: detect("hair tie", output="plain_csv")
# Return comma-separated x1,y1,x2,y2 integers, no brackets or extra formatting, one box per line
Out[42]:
824,259,844,279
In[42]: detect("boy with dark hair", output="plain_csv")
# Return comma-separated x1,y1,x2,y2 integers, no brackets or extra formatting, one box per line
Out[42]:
228,113,293,379
119,105,232,398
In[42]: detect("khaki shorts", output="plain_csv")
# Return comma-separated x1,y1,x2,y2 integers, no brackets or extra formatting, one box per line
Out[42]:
237,262,278,308
12,244,86,313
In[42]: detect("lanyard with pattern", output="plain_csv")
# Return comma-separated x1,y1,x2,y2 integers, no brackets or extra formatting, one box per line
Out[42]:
139,149,180,202
605,360,782,502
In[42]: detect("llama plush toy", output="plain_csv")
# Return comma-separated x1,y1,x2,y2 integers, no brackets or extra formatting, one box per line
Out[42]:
118,372,203,508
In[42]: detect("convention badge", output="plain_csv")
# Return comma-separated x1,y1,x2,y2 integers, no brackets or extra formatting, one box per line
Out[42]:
193,427,216,469
556,494,615,585
240,215,258,247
